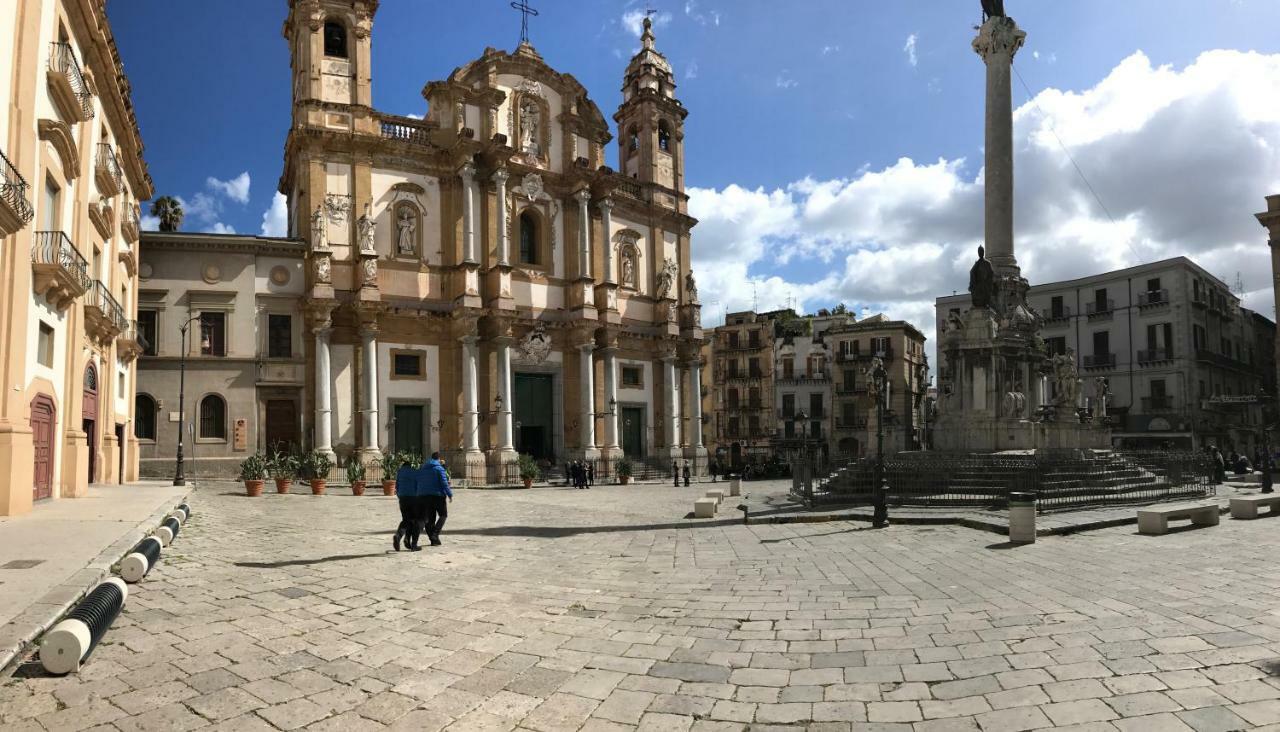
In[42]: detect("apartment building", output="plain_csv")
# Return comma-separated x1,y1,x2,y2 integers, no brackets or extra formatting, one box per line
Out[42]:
705,310,789,468
773,310,854,460
0,0,153,515
826,315,930,456
936,257,1273,452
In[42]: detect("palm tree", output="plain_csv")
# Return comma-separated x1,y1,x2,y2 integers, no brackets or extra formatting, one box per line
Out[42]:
150,196,183,232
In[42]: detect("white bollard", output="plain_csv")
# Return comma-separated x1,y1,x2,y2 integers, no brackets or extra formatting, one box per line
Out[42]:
41,578,128,674
1008,491,1036,544
729,478,741,497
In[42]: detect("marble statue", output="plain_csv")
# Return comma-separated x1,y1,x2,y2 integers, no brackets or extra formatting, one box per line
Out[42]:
685,271,699,303
396,206,416,256
968,245,996,310
311,205,327,251
1052,349,1078,406
357,203,376,253
519,97,541,155
656,258,677,299
621,253,635,288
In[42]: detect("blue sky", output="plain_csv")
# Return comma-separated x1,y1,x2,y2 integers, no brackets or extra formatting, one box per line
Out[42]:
108,0,1280,339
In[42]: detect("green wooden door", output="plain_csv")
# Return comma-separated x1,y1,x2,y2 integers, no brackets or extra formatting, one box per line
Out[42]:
621,406,645,458
393,404,424,457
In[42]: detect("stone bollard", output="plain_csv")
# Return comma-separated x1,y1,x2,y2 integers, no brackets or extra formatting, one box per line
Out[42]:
1008,491,1036,544
729,478,741,497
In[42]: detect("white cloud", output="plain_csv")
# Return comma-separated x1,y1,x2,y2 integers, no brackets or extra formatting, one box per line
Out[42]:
691,50,1280,362
821,45,840,56
141,214,160,231
208,222,236,235
405,113,424,120
205,171,251,204
775,72,798,89
904,33,918,68
621,9,671,36
685,59,699,80
683,0,719,26
260,192,288,238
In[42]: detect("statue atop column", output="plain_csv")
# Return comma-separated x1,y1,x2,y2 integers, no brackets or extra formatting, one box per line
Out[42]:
968,245,996,309
981,0,1005,21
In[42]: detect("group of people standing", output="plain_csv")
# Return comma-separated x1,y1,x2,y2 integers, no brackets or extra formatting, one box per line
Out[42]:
567,461,594,489
393,452,453,551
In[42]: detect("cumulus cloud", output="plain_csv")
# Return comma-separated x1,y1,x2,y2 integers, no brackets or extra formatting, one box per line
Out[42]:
260,192,288,238
691,50,1280,360
141,214,160,231
821,45,840,56
622,9,671,36
775,72,798,89
904,34,918,68
205,171,251,204
207,222,236,235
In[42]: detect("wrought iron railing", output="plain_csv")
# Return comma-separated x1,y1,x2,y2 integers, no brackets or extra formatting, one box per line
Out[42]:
48,42,94,118
1137,348,1174,363
32,231,91,291
91,280,126,331
1085,300,1115,317
1138,289,1169,306
0,149,34,227
1043,306,1072,324
800,451,1213,513
1083,353,1116,368
96,143,122,191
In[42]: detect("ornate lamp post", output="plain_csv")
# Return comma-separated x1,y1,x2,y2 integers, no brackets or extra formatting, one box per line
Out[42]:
173,314,209,486
871,357,890,528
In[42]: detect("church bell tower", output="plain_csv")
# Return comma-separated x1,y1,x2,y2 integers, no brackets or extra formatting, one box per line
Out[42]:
283,0,376,126
614,17,687,196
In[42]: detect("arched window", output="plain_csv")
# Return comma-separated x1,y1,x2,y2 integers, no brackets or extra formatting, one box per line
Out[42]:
658,121,672,152
628,127,640,153
134,394,156,441
199,395,226,440
518,211,539,266
323,20,348,58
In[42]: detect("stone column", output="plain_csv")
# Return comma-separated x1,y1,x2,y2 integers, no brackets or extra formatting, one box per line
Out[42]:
313,326,334,457
579,344,597,452
603,347,620,450
688,360,704,449
493,169,510,267
575,190,592,279
663,354,680,452
460,163,477,264
598,198,615,282
973,16,1025,274
495,337,514,451
461,335,481,454
359,323,379,453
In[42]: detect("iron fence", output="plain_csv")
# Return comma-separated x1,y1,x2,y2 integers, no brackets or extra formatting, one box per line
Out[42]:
797,451,1214,513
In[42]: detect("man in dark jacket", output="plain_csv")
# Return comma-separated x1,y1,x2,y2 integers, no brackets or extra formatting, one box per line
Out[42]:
394,456,421,552
419,452,453,546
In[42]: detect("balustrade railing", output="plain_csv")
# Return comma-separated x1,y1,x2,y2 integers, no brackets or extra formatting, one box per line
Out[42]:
49,42,94,118
378,114,432,145
32,231,91,291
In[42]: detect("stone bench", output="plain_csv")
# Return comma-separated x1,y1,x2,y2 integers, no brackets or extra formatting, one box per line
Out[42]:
705,489,726,504
693,498,718,518
1137,503,1220,535
1229,494,1280,519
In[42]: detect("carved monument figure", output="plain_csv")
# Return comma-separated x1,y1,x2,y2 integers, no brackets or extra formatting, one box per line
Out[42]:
621,253,635,289
519,97,541,155
968,245,996,310
655,258,677,299
1052,350,1079,407
357,203,376,253
396,206,416,256
981,0,1005,21
313,254,331,284
311,205,327,251
685,271,699,303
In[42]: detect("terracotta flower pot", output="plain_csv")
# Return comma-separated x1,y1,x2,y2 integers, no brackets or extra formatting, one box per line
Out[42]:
245,479,264,497
275,478,292,494
522,477,534,489
351,480,366,496
382,480,396,496
310,479,326,495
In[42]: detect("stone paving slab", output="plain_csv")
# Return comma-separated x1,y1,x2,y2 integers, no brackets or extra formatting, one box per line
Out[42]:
6,480,1280,731
0,481,190,673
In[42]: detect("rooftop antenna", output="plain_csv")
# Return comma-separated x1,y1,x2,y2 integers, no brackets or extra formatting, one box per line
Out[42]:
510,0,539,45
752,282,759,312
1234,272,1245,296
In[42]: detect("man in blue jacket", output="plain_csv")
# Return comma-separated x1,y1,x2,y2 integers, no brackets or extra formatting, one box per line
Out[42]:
394,455,422,552
418,452,453,546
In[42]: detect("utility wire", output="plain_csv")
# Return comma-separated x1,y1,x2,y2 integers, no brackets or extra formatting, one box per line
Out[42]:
1011,64,1145,265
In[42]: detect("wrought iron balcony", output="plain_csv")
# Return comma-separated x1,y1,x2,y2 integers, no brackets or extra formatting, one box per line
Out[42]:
1141,396,1176,412
120,202,139,243
1085,300,1115,319
1137,348,1175,364
85,280,126,343
48,42,94,121
116,319,145,362
1083,353,1116,368
0,149,34,236
95,143,122,197
776,373,828,385
1043,306,1072,325
1138,289,1169,307
31,231,90,310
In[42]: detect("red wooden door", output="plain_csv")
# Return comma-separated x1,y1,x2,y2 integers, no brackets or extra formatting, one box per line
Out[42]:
30,395,55,500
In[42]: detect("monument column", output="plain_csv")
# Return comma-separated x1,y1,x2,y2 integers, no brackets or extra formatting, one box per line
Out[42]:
313,325,334,458
973,13,1025,275
1255,195,1280,393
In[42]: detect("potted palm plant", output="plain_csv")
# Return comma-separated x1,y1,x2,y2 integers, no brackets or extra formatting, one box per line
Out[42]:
379,450,402,496
346,460,367,496
302,450,333,495
270,453,299,494
517,453,539,488
240,453,268,496
617,456,634,485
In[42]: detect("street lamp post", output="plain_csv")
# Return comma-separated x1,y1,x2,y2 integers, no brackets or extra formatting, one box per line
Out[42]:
173,314,208,486
871,357,890,528
796,409,810,503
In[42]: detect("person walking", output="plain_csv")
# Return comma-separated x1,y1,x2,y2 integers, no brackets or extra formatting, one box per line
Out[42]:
682,461,691,487
709,458,718,483
672,460,679,487
419,451,453,546
393,455,422,552
587,461,595,487
1211,446,1226,485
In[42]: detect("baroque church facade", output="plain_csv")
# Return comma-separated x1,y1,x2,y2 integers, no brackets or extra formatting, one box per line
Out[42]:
280,0,705,480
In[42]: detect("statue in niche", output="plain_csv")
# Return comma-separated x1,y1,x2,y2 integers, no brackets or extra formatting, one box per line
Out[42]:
620,246,637,289
357,203,376,254
396,205,417,256
655,258,677,300
685,271,699,303
519,97,541,156
968,244,996,310
310,205,327,251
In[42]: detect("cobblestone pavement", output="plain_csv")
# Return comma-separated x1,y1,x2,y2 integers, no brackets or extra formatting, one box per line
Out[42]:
5,480,1280,731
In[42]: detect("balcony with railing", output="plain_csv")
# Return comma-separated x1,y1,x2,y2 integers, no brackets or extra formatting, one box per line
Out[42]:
116,319,145,362
95,143,123,197
1083,353,1116,369
0,149,34,236
378,113,434,145
776,372,828,386
85,280,126,343
31,231,90,310
48,42,94,121
1137,347,1175,364
1043,306,1072,326
1085,299,1115,319
1138,289,1169,308
1196,348,1250,372
835,417,869,431
121,202,139,243
1140,396,1177,413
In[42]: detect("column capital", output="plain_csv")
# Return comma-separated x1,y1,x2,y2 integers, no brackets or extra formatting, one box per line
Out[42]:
597,197,614,213
458,334,480,346
576,341,595,354
574,188,592,205
458,161,476,181
972,16,1025,63
358,322,379,338
491,168,509,186
311,324,332,338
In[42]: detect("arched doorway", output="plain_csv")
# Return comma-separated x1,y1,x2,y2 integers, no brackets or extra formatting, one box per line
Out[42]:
30,394,56,500
83,363,98,485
